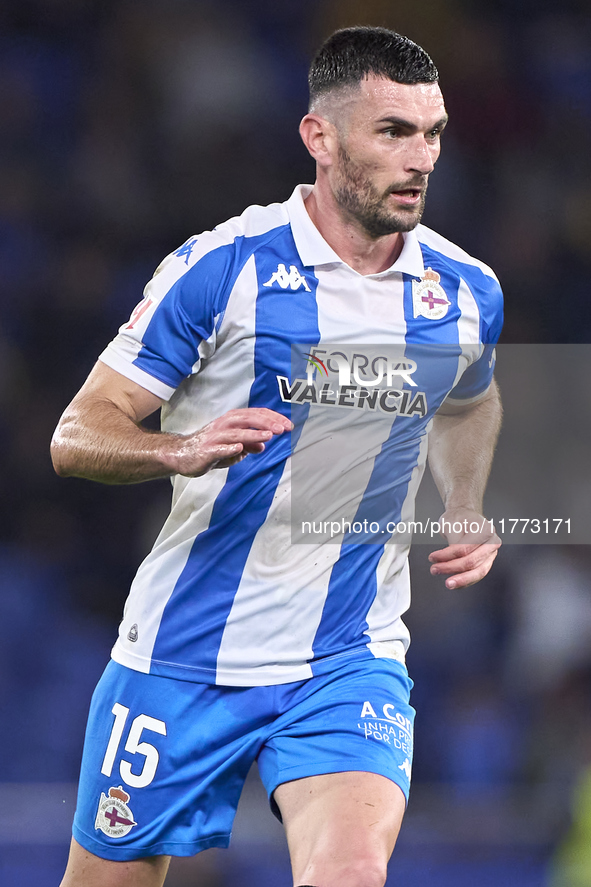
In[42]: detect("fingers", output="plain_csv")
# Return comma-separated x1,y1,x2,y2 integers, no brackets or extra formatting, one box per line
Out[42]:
203,427,271,451
429,542,500,589
437,550,499,589
208,450,250,470
429,538,500,563
199,410,290,455
209,440,267,470
203,409,292,456
171,408,292,477
216,408,293,435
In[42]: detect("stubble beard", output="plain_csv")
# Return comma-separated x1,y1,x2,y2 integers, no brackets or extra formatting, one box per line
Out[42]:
334,144,427,239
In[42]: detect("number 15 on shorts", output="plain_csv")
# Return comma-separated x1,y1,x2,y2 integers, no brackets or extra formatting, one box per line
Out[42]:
101,703,167,788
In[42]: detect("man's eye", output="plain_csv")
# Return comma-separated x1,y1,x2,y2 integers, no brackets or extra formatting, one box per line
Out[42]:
428,129,442,139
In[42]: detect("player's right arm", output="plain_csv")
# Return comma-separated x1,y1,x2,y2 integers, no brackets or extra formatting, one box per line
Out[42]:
50,362,291,485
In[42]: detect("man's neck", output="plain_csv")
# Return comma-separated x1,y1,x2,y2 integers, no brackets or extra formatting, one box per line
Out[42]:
304,186,405,276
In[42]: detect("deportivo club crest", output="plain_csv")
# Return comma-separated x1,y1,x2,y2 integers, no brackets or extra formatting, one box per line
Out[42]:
95,786,137,838
412,268,450,320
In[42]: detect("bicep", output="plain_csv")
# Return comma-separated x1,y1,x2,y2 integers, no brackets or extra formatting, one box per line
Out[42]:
436,377,500,418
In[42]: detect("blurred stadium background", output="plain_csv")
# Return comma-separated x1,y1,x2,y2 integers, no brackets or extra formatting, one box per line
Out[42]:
1,0,591,884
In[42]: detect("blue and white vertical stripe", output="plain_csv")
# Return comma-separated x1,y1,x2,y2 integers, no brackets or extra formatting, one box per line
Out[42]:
100,185,503,686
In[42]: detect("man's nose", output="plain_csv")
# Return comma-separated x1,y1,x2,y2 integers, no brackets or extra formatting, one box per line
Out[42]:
405,136,437,175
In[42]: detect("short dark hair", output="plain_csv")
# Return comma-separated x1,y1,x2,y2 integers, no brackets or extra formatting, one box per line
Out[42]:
309,26,438,106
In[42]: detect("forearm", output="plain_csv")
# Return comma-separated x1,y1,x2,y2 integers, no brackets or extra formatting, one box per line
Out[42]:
51,396,181,484
51,363,292,485
428,379,502,512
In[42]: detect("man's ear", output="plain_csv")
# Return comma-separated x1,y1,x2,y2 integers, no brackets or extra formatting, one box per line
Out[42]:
299,114,337,168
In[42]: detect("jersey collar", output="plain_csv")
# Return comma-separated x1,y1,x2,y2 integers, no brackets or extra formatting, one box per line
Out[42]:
286,184,425,278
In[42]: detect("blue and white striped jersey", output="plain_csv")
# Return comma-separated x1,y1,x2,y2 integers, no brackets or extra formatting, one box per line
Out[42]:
101,185,503,687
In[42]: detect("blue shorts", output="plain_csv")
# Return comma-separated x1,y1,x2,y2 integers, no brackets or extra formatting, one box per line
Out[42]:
73,656,415,861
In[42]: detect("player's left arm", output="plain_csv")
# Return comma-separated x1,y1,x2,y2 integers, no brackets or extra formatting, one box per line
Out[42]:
427,378,502,589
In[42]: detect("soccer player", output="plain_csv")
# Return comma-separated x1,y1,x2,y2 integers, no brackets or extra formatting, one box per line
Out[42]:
51,26,502,887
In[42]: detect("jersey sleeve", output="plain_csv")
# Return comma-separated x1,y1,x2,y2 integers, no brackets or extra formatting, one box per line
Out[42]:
446,271,503,405
99,236,238,400
445,344,497,404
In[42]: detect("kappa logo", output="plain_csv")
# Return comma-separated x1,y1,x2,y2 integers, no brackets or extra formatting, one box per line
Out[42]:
95,786,137,838
263,263,311,292
174,237,198,265
398,758,412,780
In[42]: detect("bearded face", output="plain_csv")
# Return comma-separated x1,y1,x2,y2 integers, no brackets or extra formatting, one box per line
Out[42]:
333,141,428,238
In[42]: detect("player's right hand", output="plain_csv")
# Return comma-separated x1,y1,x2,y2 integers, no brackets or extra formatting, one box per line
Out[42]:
164,408,293,477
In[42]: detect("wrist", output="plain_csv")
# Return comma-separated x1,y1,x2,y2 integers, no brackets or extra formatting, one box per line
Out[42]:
147,431,188,477
442,501,484,517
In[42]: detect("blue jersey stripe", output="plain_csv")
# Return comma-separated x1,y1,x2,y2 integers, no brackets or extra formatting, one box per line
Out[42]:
133,227,293,390
150,227,321,676
310,343,461,660
450,259,504,345
407,245,500,400
132,242,239,388
311,544,384,658
404,251,461,346
415,242,503,345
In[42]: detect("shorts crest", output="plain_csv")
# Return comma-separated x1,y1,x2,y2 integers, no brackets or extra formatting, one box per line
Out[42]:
95,786,137,838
